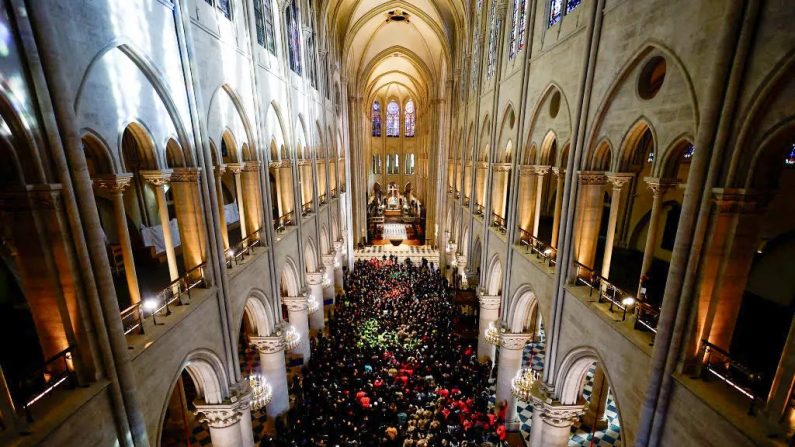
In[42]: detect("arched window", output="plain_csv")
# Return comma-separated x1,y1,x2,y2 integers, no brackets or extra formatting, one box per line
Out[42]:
548,0,581,27
386,100,400,137
286,0,302,74
405,100,416,137
405,153,416,174
785,144,795,166
509,0,527,59
254,0,277,54
486,0,498,79
372,101,382,137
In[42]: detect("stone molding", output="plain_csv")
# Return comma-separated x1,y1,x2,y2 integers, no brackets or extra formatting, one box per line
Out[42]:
92,173,133,193
478,293,501,310
552,167,565,177
322,254,335,266
533,400,585,428
493,163,512,172
194,403,243,429
225,162,245,174
712,188,768,214
268,159,292,169
499,332,531,350
577,171,607,186
644,177,679,196
214,165,226,176
606,172,633,189
532,165,551,176
306,271,325,285
249,335,286,354
282,295,309,312
171,167,202,183
242,161,262,171
520,165,534,176
140,169,173,186
0,185,64,211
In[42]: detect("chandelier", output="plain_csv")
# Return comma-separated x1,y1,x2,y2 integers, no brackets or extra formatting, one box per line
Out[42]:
511,368,539,402
248,373,273,411
484,321,504,345
283,324,300,350
307,295,320,314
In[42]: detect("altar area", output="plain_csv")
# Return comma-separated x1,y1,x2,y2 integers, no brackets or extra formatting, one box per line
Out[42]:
354,245,439,264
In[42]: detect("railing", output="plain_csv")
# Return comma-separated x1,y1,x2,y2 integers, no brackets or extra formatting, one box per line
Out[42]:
517,228,557,266
473,203,484,216
16,346,76,422
273,211,295,232
121,262,208,336
491,212,507,234
573,262,653,325
699,339,763,415
225,229,262,268
319,194,327,205
301,201,314,216
330,188,337,198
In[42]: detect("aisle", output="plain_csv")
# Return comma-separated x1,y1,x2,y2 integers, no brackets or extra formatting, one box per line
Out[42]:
272,256,507,446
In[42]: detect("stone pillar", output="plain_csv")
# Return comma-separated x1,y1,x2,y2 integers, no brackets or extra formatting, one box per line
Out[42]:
581,365,609,430
171,168,206,274
551,168,565,248
242,162,263,240
214,166,230,251
321,254,336,303
283,294,311,363
227,163,247,241
306,271,325,333
532,166,550,237
638,178,678,294
477,292,501,362
333,241,344,292
194,394,254,447
250,336,289,427
93,174,140,304
456,255,468,289
141,170,178,281
573,172,607,270
496,333,532,430
518,166,535,233
600,173,633,280
529,396,584,447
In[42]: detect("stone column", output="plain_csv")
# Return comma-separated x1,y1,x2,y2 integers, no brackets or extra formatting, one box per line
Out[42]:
214,166,230,251
141,170,178,281
333,241,344,292
227,163,247,241
551,168,565,248
573,172,607,270
477,292,501,361
456,255,468,289
171,167,206,275
518,166,536,233
93,174,140,304
581,365,609,430
321,254,336,303
306,271,325,333
496,333,532,430
194,395,254,447
638,178,678,294
600,173,633,280
529,397,584,447
242,162,263,240
532,166,551,238
283,294,311,363
250,336,289,427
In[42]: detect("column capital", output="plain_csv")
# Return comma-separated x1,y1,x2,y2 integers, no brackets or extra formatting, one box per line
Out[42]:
92,173,134,193
305,271,324,285
532,165,551,176
520,165,534,176
226,162,245,175
282,295,309,312
214,165,226,176
644,177,679,196
712,188,769,214
140,169,173,186
493,162,512,172
532,400,585,428
577,171,607,185
333,240,344,250
194,402,244,429
242,161,262,172
478,293,501,310
455,254,467,268
606,172,633,189
552,167,565,177
499,332,532,350
171,167,202,183
250,335,286,353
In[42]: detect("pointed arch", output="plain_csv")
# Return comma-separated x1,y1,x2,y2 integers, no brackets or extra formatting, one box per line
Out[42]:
280,257,301,296
485,254,503,296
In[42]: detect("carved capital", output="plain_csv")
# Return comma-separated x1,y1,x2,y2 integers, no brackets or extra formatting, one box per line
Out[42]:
535,402,585,428
644,177,679,196
333,241,344,250
305,271,324,285
455,255,467,268
214,165,226,177
242,161,262,172
520,165,534,176
226,162,245,175
532,165,551,176
171,167,202,183
499,332,532,349
552,167,565,177
282,295,309,312
493,163,512,172
322,254,335,266
712,188,769,215
478,294,501,310
140,169,173,186
606,172,633,190
577,171,607,186
93,173,133,193
194,403,243,429
250,335,285,354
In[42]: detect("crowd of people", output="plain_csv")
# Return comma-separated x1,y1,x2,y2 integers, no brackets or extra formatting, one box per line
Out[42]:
270,256,507,446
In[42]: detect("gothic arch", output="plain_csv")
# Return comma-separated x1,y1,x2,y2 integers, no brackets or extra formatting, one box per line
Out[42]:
320,225,331,254
242,289,277,337
304,237,319,272
507,285,542,333
81,130,116,175
207,84,256,163
280,257,301,296
485,254,503,295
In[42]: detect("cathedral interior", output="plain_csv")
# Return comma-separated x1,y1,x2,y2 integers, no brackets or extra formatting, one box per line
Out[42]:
0,0,793,446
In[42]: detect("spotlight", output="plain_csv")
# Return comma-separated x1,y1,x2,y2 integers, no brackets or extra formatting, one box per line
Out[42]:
621,297,636,307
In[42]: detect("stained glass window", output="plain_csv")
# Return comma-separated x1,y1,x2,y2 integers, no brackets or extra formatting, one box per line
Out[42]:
386,101,400,137
405,100,416,137
406,153,416,174
307,32,318,88
509,0,527,59
683,144,695,160
254,0,277,54
549,0,563,26
217,0,232,19
286,0,302,74
566,0,582,13
372,101,382,137
786,144,795,166
486,0,498,79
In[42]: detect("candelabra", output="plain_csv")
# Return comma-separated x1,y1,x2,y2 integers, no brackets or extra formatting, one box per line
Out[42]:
247,373,273,411
485,321,504,346
511,367,540,402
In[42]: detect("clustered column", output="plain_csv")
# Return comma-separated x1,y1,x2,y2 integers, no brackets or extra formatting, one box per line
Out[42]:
283,294,311,363
250,335,289,430
550,167,565,248
305,271,325,333
193,388,255,447
495,333,532,430
529,394,584,447
477,291,501,361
